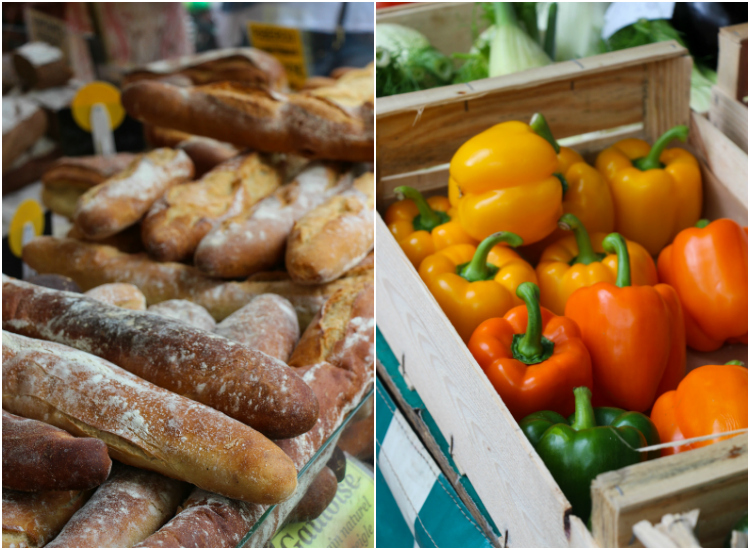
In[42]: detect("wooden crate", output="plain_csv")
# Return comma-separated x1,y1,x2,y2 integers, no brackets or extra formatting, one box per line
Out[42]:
709,23,748,153
376,42,748,548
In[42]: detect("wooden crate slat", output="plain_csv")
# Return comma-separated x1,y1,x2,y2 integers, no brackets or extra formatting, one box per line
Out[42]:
375,214,590,547
643,56,693,143
717,23,749,101
709,85,748,153
591,434,748,548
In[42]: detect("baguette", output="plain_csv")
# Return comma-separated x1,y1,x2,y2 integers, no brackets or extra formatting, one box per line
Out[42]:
84,282,147,310
148,300,216,331
286,172,374,284
24,274,80,293
2,331,298,503
194,163,352,278
176,136,241,177
215,294,299,362
286,466,338,524
73,148,194,240
41,153,137,218
121,79,373,162
2,489,90,548
66,223,147,254
46,464,190,548
141,153,282,262
136,360,370,548
2,410,111,492
2,278,319,439
21,237,373,326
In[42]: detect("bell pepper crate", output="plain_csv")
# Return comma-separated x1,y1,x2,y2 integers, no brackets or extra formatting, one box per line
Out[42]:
375,41,748,548
709,22,748,153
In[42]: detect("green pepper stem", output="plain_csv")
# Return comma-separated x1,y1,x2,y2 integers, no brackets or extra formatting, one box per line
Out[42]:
460,232,523,282
725,360,745,366
602,233,632,288
633,125,689,171
559,214,600,265
515,282,545,359
570,387,596,431
696,219,710,229
530,113,560,154
394,186,445,232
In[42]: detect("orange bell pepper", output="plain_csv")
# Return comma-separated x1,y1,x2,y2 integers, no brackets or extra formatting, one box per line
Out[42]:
419,232,536,342
448,115,563,245
565,233,686,412
468,282,593,420
385,186,476,269
651,361,748,456
595,126,702,256
537,214,658,315
657,218,748,352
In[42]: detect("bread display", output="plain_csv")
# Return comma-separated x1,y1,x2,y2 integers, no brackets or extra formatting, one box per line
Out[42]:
215,294,299,362
2,410,111,493
46,464,190,548
286,171,374,284
84,282,147,310
2,331,298,504
121,70,374,162
2,277,319,440
73,148,194,240
41,153,138,218
141,153,283,262
194,163,353,278
2,489,91,548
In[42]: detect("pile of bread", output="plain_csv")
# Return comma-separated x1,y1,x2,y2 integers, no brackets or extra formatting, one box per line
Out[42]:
3,49,374,548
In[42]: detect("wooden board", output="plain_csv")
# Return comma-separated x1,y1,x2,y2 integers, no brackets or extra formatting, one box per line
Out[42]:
716,23,748,102
709,85,748,153
591,434,748,549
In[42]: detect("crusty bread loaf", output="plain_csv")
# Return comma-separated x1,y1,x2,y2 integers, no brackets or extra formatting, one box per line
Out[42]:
215,294,299,362
2,278,319,439
141,153,282,262
121,77,373,162
41,154,137,218
2,410,111,492
176,136,241,177
289,283,375,380
67,223,147,254
21,237,373,327
2,489,90,548
2,97,47,174
286,466,338,524
148,299,216,331
194,163,352,278
136,360,370,548
2,331,298,504
286,172,374,284
12,42,72,90
73,148,194,240
24,274,80,293
46,464,190,548
84,282,147,310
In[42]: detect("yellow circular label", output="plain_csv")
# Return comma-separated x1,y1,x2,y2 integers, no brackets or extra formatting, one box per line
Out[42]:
9,199,44,258
71,82,126,132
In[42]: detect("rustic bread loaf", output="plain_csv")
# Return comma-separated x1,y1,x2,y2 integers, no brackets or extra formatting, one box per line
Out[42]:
73,148,194,240
41,153,137,218
148,299,216,331
176,136,241,177
46,464,190,548
2,331,298,504
194,163,352,278
21,237,373,326
66,223,147,254
2,489,91,548
286,466,338,524
215,294,299,362
12,42,72,89
2,410,111,492
2,97,47,174
2,278,319,439
141,153,282,262
84,282,147,310
24,274,80,293
121,77,373,162
286,172,374,284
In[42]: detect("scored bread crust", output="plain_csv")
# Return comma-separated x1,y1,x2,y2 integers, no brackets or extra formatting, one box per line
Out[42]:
2,331,298,504
84,282,147,310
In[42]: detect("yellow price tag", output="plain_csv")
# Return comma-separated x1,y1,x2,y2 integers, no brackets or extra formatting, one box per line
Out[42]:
270,459,374,548
71,82,125,132
9,200,44,258
248,22,308,89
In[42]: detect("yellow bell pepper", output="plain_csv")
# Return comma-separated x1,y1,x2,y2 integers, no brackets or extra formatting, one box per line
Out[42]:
419,232,537,342
537,214,659,315
385,186,477,269
448,115,563,245
595,126,702,256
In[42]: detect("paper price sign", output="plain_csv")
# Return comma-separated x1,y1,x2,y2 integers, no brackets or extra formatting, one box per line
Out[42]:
248,22,308,89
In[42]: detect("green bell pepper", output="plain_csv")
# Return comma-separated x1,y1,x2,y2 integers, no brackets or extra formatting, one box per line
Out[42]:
519,387,650,521
568,407,661,461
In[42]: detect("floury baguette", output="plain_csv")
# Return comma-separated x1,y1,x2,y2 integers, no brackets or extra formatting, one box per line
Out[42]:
2,277,319,439
2,331,298,504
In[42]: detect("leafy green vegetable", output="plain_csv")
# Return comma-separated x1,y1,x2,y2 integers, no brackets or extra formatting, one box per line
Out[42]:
489,3,551,78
